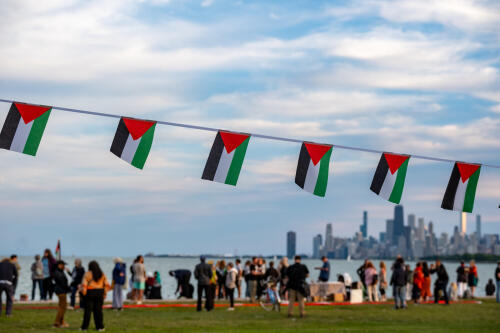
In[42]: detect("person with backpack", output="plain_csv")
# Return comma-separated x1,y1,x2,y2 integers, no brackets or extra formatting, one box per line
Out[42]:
81,261,111,331
286,255,309,318
31,255,44,301
112,258,126,310
430,260,449,305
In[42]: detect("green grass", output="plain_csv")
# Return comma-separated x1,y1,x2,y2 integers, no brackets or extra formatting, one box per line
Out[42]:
0,300,499,332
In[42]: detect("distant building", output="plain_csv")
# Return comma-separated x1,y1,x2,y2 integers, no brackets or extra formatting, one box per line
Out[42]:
476,215,481,238
360,211,368,239
325,223,334,252
386,219,394,245
393,205,405,244
417,218,425,241
312,234,322,259
408,214,416,229
460,212,467,235
287,231,296,258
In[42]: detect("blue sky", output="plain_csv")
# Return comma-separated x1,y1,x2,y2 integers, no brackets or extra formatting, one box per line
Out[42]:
0,0,499,257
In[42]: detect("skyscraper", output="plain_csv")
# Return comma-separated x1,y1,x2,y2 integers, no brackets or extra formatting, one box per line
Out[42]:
460,212,467,235
418,218,425,241
287,231,296,258
386,219,394,245
313,234,322,259
325,223,334,252
408,214,416,229
360,211,368,239
393,205,405,244
476,215,481,238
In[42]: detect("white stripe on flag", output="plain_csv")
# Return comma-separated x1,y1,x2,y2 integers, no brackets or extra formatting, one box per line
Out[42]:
453,178,468,212
121,134,140,164
213,148,234,183
10,119,33,153
379,168,397,201
303,159,320,194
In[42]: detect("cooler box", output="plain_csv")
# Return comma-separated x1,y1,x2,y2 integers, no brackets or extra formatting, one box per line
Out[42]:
334,293,344,302
350,289,363,304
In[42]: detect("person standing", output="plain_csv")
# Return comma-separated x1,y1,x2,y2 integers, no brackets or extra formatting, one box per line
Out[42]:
256,258,266,301
412,262,424,304
278,257,289,301
53,260,70,328
194,256,212,312
81,261,111,331
390,258,407,310
9,255,20,298
243,260,251,299
430,260,449,305
235,259,243,299
132,255,146,304
356,260,368,289
495,261,500,303
216,260,226,300
112,258,126,310
69,259,85,309
468,260,478,298
42,249,57,300
315,256,330,282
456,261,467,298
31,255,44,301
421,261,432,302
405,265,413,301
364,261,379,302
225,262,238,311
208,261,217,311
248,257,259,303
379,261,388,302
0,258,18,317
287,256,309,318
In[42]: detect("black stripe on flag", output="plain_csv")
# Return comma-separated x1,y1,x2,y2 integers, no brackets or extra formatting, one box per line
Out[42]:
295,143,311,189
0,103,21,150
441,163,460,210
110,118,130,158
202,131,224,181
370,154,389,195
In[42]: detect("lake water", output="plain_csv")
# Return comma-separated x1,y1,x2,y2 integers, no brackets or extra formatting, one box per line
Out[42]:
10,256,498,300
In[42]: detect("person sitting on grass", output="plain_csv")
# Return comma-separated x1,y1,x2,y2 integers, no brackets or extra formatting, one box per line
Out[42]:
53,260,70,328
485,279,495,297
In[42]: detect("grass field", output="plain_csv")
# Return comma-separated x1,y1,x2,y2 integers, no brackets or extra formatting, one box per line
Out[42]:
0,300,499,332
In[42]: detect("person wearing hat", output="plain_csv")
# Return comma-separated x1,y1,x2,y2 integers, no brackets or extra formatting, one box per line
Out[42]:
53,260,70,328
112,257,126,310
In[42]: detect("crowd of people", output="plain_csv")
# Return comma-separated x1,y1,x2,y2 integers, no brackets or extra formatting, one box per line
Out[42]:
0,252,499,327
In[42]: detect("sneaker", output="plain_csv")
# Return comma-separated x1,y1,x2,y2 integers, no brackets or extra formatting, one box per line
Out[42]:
98,329,106,332
61,322,70,328
227,307,234,311
52,324,60,329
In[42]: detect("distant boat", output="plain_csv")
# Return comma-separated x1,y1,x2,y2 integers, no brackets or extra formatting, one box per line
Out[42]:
347,255,351,262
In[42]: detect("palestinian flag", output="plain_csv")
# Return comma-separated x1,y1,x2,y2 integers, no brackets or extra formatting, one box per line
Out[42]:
110,117,156,169
295,142,333,197
370,153,410,204
202,130,250,186
0,102,52,156
441,162,481,213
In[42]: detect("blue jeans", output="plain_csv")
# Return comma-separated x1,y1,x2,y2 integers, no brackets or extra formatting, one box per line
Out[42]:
393,286,406,309
32,279,43,300
496,280,500,303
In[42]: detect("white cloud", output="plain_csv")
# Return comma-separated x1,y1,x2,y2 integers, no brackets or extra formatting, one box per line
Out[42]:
201,0,214,7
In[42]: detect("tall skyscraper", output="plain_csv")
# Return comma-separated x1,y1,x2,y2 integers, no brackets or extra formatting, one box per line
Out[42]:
313,234,322,259
408,214,416,229
476,215,481,238
287,231,296,258
460,212,467,235
386,219,394,245
418,218,425,241
325,223,334,252
393,205,405,244
360,211,368,239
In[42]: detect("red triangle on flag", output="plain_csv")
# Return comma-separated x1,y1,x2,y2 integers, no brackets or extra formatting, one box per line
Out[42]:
304,143,332,166
456,162,480,183
219,131,250,153
384,153,410,174
123,118,155,140
15,103,51,124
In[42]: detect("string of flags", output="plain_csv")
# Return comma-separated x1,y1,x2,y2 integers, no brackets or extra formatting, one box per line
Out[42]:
0,100,496,214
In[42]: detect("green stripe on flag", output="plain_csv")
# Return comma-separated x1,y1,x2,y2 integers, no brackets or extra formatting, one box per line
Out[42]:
131,124,155,169
313,148,332,197
388,158,409,204
462,167,480,213
23,110,51,156
225,137,250,186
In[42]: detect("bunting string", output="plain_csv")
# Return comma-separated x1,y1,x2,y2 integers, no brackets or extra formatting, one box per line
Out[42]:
0,98,499,169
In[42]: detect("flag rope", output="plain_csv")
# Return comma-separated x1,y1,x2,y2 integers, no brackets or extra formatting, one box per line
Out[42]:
0,98,499,169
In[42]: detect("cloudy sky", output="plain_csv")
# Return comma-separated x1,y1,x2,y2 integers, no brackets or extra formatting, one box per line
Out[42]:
0,0,499,257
